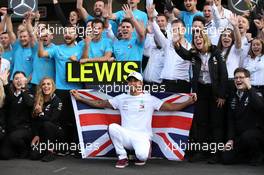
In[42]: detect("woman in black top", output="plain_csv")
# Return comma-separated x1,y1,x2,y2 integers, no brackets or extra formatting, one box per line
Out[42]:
30,77,64,162
0,71,34,159
174,30,228,163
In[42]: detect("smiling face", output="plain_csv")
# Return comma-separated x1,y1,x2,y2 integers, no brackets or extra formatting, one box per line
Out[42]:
93,1,104,17
193,32,204,51
121,22,133,40
221,29,233,48
63,27,77,45
157,15,168,30
238,16,249,35
0,33,11,49
41,78,55,96
203,5,212,22
127,77,143,95
251,39,263,57
40,29,53,46
19,31,30,47
92,22,104,39
69,11,79,25
184,0,197,12
13,73,27,90
234,72,248,90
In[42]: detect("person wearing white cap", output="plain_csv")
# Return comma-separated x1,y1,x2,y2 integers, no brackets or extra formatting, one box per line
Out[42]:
71,71,197,168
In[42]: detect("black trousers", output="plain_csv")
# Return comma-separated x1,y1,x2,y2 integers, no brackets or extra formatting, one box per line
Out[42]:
55,89,79,149
30,121,64,160
162,79,191,93
190,83,224,148
0,128,32,159
222,129,264,164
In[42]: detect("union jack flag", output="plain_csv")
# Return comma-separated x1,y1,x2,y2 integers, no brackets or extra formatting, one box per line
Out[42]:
71,90,194,161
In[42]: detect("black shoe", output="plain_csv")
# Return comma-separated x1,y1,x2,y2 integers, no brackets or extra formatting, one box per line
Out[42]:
41,152,56,162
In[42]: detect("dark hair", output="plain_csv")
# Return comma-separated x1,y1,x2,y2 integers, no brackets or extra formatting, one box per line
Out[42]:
11,71,28,93
171,19,186,27
217,28,235,61
92,18,105,28
13,71,26,79
157,13,168,22
203,2,211,7
121,19,134,28
234,68,250,78
193,16,206,27
248,38,264,58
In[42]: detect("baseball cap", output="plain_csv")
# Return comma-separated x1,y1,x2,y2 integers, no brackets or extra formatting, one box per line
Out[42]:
126,72,143,82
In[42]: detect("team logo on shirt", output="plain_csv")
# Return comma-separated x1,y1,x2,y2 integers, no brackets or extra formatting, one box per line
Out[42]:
9,0,38,17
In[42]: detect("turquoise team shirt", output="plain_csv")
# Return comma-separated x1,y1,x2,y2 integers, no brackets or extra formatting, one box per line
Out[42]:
31,43,56,85
115,9,148,39
78,38,112,59
11,40,34,79
114,9,148,27
180,11,204,43
47,44,83,90
113,37,144,61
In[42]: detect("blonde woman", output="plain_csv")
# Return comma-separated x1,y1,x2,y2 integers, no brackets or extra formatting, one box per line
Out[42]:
174,29,228,163
30,77,64,162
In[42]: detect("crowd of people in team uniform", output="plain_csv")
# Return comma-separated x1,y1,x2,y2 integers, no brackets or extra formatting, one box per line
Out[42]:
0,0,264,166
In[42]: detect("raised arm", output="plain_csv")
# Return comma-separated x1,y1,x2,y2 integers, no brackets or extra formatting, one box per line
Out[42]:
76,0,89,22
160,94,197,111
71,90,114,109
5,14,16,44
24,11,37,46
228,14,242,49
53,0,68,27
147,5,167,48
108,0,116,20
123,4,145,42
38,39,49,57
0,8,7,33
173,41,193,61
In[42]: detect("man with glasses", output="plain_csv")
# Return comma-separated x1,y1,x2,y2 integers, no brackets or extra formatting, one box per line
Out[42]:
222,68,264,166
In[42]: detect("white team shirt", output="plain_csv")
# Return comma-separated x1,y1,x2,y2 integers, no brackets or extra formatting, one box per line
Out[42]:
224,45,242,79
243,55,264,86
151,21,191,81
108,93,164,138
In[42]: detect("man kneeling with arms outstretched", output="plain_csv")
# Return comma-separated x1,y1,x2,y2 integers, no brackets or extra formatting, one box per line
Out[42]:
71,72,197,168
